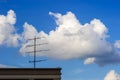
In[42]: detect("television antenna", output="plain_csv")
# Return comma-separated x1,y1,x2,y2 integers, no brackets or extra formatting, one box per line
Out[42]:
26,36,49,68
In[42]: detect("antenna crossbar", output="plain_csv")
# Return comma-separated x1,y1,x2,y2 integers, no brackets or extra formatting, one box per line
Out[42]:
29,59,47,63
28,37,46,40
26,49,49,53
26,43,48,47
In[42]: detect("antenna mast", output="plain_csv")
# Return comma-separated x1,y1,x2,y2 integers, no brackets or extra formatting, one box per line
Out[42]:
26,36,49,68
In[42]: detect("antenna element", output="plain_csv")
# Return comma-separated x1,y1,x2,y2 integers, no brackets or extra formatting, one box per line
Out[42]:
26,36,49,68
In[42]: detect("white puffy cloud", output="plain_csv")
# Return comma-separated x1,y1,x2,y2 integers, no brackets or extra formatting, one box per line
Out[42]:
0,10,19,46
1,10,120,66
1,10,119,66
21,22,38,42
91,19,108,39
104,70,120,80
20,11,120,66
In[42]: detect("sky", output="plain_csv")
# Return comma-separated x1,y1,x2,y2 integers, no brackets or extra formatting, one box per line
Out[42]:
0,0,120,80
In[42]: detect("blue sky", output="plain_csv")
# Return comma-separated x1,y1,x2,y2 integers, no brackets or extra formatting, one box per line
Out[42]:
0,0,120,80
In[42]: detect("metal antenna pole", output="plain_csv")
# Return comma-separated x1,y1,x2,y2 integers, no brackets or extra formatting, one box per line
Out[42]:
34,36,36,68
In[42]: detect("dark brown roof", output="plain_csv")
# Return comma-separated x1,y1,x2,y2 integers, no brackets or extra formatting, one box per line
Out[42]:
0,68,61,75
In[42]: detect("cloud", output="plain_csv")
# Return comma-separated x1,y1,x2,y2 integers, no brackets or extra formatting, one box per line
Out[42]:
84,57,95,64
0,10,20,47
73,68,84,74
20,12,120,65
0,64,16,68
20,11,120,66
114,40,120,49
1,10,120,66
0,64,8,68
104,70,120,80
21,22,38,41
